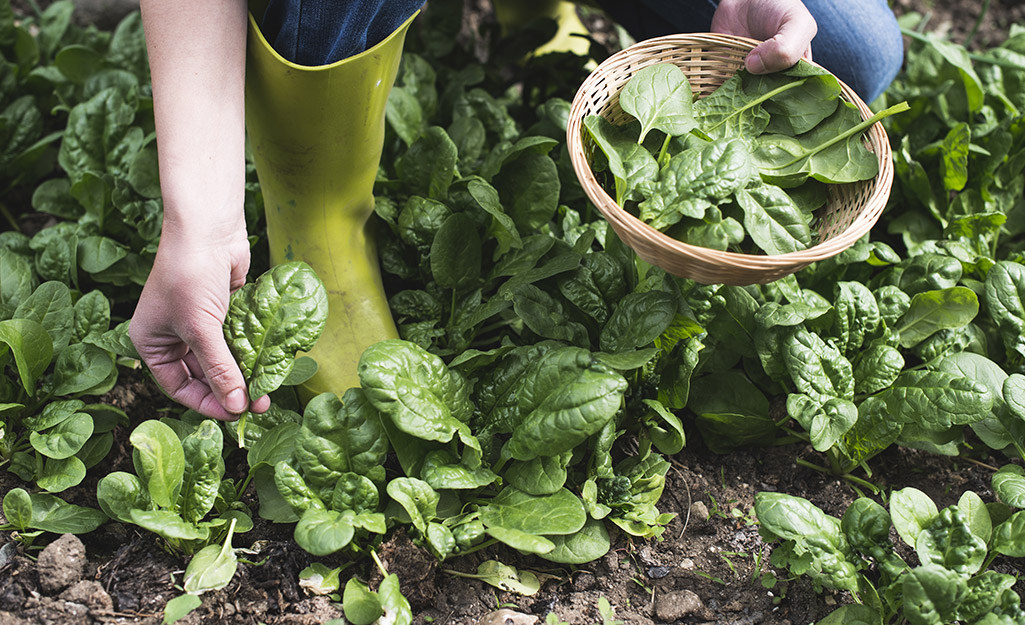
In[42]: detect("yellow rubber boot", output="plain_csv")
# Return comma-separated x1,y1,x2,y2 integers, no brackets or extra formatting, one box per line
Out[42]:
244,11,416,398
492,0,592,57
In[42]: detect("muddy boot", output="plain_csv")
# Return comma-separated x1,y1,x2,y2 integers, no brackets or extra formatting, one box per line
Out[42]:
244,10,416,398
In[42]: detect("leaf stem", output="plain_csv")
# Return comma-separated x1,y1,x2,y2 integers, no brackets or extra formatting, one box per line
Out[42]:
772,101,910,170
0,202,20,232
657,135,671,167
236,411,249,449
959,455,1001,473
706,79,809,134
371,549,388,577
964,0,991,48
451,538,499,557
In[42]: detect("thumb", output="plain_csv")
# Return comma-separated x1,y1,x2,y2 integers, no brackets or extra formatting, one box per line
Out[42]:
187,319,250,415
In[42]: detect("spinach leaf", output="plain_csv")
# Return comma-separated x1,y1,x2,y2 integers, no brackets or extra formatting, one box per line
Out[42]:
754,101,909,186
129,420,185,509
754,492,859,592
985,261,1025,359
479,487,586,537
599,290,675,353
735,182,813,254
879,370,992,430
638,138,756,230
294,389,389,493
583,116,658,204
224,262,328,400
895,287,980,348
358,339,476,450
618,63,697,142
500,347,626,461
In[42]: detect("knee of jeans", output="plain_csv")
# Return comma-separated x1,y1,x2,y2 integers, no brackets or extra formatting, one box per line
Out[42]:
824,14,905,104
850,20,905,103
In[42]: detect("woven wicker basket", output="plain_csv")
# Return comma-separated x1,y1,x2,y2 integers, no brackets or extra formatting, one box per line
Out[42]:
566,33,894,285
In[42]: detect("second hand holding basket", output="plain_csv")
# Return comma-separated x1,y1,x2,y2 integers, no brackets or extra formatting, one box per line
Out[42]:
566,33,895,286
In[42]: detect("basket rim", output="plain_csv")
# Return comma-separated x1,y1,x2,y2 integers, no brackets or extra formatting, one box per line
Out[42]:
566,32,894,268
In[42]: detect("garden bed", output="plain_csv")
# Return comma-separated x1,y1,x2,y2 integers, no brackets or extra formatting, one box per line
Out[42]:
2,0,1025,624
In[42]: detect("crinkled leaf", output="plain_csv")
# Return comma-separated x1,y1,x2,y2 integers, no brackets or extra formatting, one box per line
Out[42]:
902,564,967,625
224,262,328,399
501,347,626,461
783,328,854,402
915,507,986,576
294,389,388,492
986,261,1025,359
179,420,224,524
358,339,476,451
879,370,992,430
29,412,92,459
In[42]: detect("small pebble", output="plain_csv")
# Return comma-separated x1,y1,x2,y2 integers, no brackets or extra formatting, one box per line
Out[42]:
477,609,539,625
654,590,706,621
637,546,657,566
37,534,86,595
647,566,670,579
690,501,710,520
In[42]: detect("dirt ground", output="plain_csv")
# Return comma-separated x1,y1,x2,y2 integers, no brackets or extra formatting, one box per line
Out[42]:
2,1,1024,624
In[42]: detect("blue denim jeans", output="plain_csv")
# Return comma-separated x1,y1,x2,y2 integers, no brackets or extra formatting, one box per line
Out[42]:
259,0,424,66
594,0,904,103
261,0,904,103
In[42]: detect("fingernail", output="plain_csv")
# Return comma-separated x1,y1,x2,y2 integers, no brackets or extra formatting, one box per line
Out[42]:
747,51,766,74
226,388,247,413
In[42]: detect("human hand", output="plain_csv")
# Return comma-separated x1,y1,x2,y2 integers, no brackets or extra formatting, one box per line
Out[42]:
711,0,817,74
130,224,271,420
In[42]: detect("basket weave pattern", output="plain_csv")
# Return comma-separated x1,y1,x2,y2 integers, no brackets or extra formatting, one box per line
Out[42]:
566,34,894,285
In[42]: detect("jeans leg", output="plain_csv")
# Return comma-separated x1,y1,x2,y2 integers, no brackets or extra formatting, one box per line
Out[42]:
801,0,904,103
259,0,424,65
591,0,904,103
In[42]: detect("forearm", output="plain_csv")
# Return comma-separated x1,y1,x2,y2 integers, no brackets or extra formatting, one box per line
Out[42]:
141,0,248,242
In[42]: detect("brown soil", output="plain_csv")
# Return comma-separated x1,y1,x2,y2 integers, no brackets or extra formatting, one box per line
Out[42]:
2,1,1023,625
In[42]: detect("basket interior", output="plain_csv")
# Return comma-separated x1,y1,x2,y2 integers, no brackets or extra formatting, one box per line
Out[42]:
577,38,878,246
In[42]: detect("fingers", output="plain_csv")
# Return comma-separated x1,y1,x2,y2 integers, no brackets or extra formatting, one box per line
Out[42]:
251,394,272,414
182,314,251,415
146,354,239,421
745,3,817,74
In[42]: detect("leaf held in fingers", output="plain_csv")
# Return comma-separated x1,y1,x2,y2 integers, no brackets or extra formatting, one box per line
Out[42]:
224,262,328,400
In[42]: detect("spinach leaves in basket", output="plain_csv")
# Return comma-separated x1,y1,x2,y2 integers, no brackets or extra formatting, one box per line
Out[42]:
584,61,908,255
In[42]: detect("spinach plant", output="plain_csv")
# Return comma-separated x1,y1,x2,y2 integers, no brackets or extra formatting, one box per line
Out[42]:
95,417,252,555
0,278,132,492
1,486,106,547
756,486,1025,624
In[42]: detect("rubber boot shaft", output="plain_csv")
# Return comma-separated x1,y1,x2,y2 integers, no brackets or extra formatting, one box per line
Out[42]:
245,10,415,398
